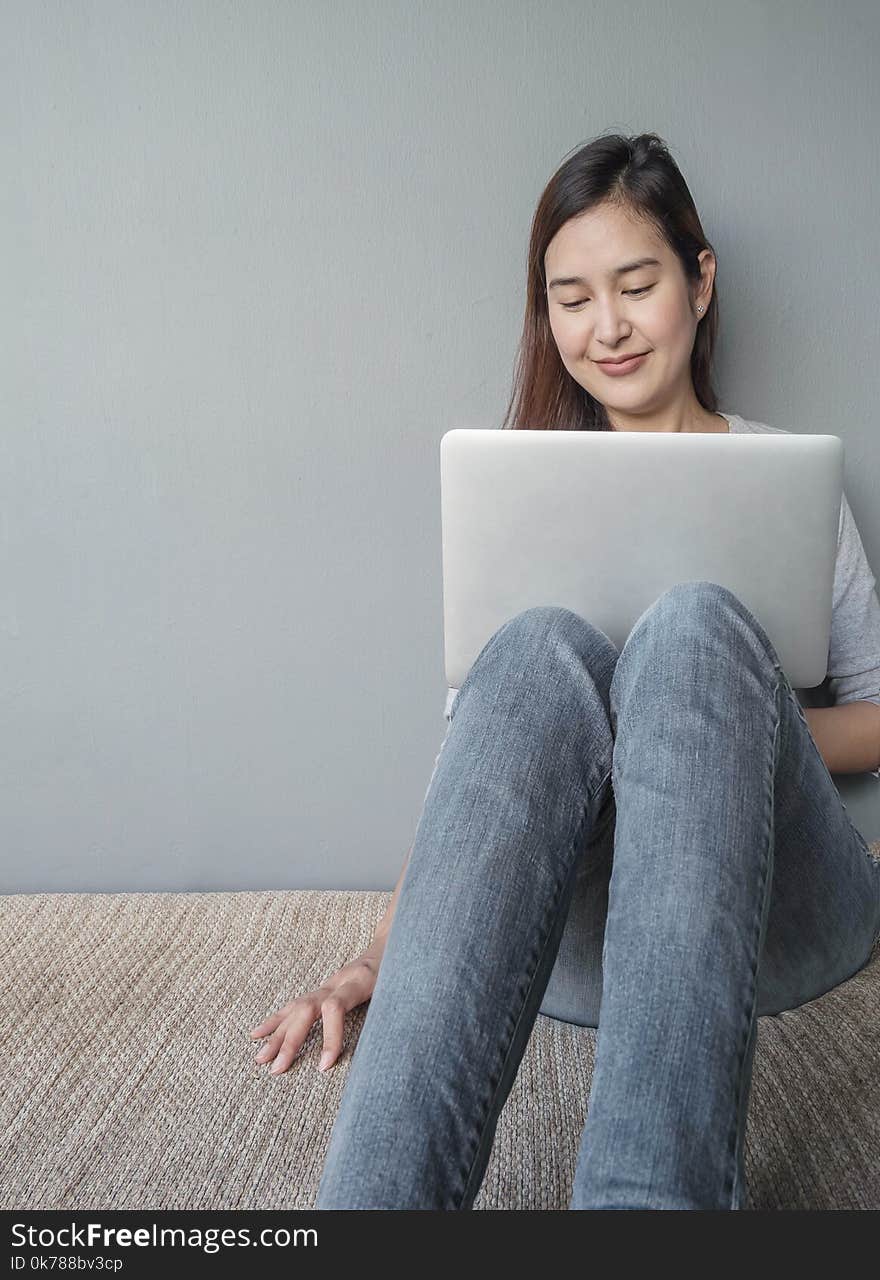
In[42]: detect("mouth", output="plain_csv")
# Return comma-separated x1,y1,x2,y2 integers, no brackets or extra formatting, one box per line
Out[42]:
595,351,651,375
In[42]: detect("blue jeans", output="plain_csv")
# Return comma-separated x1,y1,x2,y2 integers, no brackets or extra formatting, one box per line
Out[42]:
315,582,880,1210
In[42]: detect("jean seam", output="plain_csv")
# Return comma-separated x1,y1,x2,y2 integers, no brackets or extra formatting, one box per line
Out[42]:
724,667,780,1210
454,787,596,1209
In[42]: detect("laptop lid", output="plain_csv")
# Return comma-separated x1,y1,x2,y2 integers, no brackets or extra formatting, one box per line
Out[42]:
439,429,843,691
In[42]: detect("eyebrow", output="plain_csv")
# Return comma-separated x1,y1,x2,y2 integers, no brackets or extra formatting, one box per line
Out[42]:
546,257,662,290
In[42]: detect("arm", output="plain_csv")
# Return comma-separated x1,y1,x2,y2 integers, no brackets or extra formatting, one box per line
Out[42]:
367,841,413,953
368,715,450,952
803,702,880,774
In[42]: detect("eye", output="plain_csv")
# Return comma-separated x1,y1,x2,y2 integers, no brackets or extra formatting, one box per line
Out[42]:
561,285,653,310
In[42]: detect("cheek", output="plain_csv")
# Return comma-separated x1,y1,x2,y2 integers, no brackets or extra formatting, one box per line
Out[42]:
549,315,572,357
548,309,568,341
552,314,589,357
647,299,688,343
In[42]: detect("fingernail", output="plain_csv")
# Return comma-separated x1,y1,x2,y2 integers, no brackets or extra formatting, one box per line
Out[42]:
319,1051,333,1071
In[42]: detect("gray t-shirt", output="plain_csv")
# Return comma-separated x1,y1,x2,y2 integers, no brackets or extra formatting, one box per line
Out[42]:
433,411,880,788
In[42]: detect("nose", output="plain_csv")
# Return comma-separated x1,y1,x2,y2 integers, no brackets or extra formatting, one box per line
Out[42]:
592,298,634,347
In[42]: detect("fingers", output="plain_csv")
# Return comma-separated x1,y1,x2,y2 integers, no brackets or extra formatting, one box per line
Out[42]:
251,960,377,1077
249,999,297,1039
262,994,344,1077
249,1013,282,1039
251,992,352,1077
317,995,346,1072
253,998,314,1070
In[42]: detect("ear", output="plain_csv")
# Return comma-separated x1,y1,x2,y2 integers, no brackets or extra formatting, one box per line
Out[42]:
694,248,716,312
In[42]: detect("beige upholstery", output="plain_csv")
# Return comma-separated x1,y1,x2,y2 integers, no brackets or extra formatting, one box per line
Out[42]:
1,873,878,1211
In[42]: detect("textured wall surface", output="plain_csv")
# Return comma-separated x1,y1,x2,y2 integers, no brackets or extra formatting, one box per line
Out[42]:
3,1,879,891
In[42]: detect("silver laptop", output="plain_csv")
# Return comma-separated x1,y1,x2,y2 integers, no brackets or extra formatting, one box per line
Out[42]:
439,429,843,692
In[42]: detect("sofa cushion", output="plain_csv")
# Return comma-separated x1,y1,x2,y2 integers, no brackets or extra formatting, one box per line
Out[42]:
1,874,878,1211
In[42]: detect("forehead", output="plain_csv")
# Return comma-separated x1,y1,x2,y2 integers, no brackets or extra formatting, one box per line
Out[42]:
544,205,668,275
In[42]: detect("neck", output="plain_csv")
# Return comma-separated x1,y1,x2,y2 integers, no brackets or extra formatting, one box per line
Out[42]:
609,409,728,433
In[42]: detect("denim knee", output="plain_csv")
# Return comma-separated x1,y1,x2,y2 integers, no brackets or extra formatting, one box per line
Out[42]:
610,580,782,718
463,606,618,717
496,605,618,669
624,580,775,658
637,580,738,630
652,581,777,670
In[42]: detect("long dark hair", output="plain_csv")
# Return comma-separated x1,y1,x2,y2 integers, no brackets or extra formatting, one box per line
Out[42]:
500,132,720,431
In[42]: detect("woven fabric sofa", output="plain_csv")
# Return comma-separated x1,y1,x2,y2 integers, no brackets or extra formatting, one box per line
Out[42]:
2,866,879,1212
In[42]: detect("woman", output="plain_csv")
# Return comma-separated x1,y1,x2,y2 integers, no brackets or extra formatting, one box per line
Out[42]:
252,132,880,1210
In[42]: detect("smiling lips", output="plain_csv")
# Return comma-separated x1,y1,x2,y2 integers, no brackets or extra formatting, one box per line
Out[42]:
595,351,651,375
596,352,649,364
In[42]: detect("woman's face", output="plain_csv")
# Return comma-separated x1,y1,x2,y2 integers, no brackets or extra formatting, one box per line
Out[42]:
544,201,715,428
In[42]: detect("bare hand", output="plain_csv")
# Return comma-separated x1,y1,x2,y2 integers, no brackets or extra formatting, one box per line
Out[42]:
249,947,384,1076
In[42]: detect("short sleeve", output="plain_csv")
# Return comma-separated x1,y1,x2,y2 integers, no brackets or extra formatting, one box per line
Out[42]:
826,493,880,779
827,493,880,703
